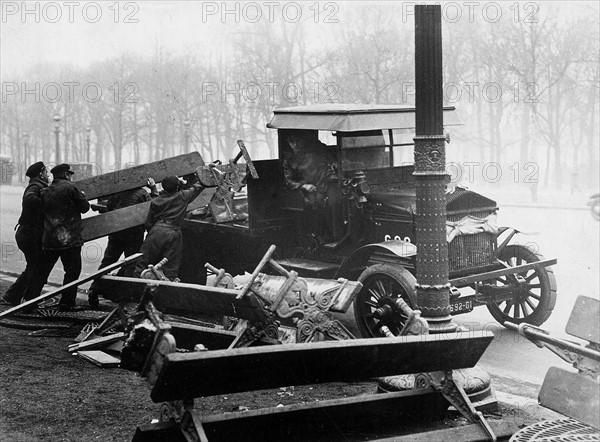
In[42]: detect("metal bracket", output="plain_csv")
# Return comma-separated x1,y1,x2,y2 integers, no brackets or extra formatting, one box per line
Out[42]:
417,371,497,441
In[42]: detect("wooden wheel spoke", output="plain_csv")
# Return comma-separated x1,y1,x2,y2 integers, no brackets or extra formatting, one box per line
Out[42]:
525,272,538,283
525,298,537,311
521,302,531,316
368,288,382,300
528,291,541,300
514,303,521,318
503,302,512,315
365,300,379,309
528,283,542,289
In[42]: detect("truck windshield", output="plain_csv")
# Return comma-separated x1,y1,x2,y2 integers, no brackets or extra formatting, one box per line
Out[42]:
338,129,415,171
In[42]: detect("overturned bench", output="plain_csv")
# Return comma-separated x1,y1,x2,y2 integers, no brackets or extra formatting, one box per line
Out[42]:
129,306,513,442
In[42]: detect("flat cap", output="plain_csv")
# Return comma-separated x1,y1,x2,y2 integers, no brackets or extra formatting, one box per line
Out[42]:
50,163,75,175
25,161,46,178
161,175,180,192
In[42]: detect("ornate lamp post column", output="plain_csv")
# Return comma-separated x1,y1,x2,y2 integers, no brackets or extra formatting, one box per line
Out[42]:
183,119,191,152
22,132,29,166
53,114,61,164
413,5,457,333
85,126,92,162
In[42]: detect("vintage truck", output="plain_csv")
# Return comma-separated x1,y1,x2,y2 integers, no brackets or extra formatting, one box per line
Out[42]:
180,104,557,338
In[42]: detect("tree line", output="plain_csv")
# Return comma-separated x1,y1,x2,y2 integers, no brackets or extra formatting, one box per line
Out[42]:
1,3,598,190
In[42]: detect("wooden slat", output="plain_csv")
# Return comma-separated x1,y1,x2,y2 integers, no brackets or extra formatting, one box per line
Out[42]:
68,332,127,352
97,276,266,322
0,254,142,320
538,366,600,429
77,350,120,368
566,296,600,344
169,322,237,351
75,152,205,200
198,389,445,442
81,191,213,242
150,331,494,402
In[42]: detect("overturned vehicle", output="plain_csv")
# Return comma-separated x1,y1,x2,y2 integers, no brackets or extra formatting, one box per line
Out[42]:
181,104,557,338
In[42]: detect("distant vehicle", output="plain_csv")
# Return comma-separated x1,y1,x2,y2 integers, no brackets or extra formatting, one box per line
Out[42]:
0,155,14,185
181,104,557,337
589,193,600,221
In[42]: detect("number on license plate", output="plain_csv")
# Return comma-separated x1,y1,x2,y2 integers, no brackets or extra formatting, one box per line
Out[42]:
449,300,473,314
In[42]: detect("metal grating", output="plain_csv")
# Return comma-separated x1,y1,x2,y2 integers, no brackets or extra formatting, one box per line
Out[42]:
448,232,497,271
510,418,600,442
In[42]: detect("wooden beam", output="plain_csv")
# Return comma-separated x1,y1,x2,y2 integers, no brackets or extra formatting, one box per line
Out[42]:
68,332,127,352
75,152,205,200
0,253,142,320
97,276,267,322
81,190,213,242
197,389,446,442
150,332,494,402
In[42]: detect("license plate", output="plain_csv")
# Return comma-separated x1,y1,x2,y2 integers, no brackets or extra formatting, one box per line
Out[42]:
449,299,474,314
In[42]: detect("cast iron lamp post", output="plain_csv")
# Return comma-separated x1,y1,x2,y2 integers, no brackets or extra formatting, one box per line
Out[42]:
53,114,61,164
183,119,191,152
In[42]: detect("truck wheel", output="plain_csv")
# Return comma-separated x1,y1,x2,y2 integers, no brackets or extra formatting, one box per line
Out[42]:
353,264,416,338
486,244,557,327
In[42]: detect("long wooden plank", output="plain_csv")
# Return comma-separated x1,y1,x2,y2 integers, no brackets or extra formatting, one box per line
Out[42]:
539,366,600,429
150,331,494,402
198,389,445,442
449,258,557,287
97,276,266,322
81,190,213,242
0,253,142,320
68,332,127,352
75,152,205,200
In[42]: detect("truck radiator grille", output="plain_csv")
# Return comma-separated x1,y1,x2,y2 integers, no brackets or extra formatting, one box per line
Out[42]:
447,210,497,271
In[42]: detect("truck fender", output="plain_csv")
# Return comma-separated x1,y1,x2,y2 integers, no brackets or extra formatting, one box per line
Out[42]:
334,240,416,280
497,227,538,254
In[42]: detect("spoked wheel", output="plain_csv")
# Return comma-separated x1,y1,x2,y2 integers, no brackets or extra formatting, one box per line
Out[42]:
353,264,416,338
486,244,557,327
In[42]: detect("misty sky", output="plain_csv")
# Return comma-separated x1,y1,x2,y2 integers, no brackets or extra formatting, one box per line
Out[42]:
2,1,597,78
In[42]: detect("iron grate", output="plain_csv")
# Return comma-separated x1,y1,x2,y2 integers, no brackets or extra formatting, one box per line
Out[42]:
510,418,600,442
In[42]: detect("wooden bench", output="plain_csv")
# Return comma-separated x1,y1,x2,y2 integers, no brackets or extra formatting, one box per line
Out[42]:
507,295,600,441
128,319,518,441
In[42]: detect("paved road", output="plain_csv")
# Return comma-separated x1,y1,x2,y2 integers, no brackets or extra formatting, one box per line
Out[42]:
1,184,598,396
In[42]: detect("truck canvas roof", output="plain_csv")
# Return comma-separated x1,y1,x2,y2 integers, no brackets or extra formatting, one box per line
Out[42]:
267,104,460,132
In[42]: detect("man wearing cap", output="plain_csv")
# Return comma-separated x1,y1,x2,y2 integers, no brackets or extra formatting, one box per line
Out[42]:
1,161,49,306
39,163,90,311
133,175,204,280
85,178,158,308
